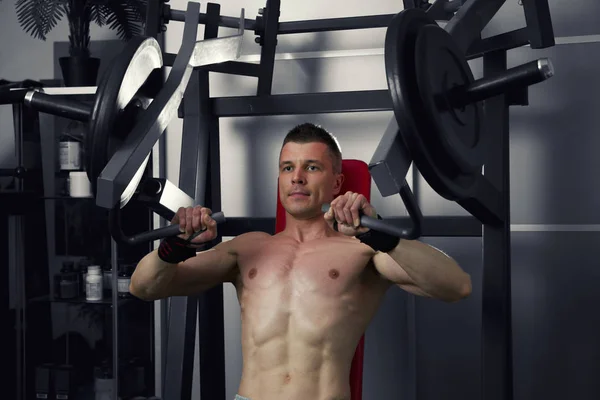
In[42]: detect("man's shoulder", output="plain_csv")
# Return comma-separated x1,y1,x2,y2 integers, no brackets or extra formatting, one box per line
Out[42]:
237,231,272,240
225,231,271,247
215,231,270,256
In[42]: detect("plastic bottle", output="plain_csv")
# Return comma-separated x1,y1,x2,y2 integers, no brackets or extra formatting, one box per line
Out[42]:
117,265,132,298
86,265,103,301
59,121,83,171
94,365,113,400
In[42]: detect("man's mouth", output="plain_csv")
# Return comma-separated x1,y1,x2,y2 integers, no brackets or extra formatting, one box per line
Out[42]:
289,192,309,197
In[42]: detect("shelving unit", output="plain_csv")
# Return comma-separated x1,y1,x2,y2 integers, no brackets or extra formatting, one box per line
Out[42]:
1,80,156,400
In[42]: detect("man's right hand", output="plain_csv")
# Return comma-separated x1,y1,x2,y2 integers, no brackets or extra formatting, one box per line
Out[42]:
172,206,218,245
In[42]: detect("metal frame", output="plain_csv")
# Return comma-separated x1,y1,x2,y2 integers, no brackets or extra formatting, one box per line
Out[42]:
136,1,556,400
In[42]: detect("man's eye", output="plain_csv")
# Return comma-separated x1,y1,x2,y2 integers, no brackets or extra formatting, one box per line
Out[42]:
307,165,318,171
282,166,292,171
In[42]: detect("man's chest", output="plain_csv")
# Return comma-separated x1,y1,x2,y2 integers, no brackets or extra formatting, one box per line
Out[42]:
236,238,377,297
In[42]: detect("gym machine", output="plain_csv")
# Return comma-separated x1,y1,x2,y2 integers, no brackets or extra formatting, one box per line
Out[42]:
0,0,556,399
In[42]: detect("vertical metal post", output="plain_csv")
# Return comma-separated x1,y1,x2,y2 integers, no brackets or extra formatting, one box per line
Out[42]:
145,0,164,38
143,0,169,394
402,165,420,400
152,92,168,400
163,295,198,400
256,0,281,95
482,49,513,400
179,79,203,198
12,104,24,192
198,86,227,400
9,216,24,400
521,0,555,49
162,3,224,399
10,104,25,400
197,5,227,400
162,4,202,398
404,294,417,400
111,239,120,400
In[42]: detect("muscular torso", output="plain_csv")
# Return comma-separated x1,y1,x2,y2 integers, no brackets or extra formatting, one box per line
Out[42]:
232,232,391,400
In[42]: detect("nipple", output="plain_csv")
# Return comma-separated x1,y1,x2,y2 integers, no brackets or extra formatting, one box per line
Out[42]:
329,269,340,279
248,268,257,279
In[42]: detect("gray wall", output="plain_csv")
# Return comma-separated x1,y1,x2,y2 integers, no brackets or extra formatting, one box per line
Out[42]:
160,1,600,400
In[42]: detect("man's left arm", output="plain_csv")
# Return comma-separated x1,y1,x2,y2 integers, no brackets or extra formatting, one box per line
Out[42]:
325,191,472,303
372,240,472,302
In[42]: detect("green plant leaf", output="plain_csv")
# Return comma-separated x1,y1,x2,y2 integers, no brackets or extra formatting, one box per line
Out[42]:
15,0,67,40
103,1,145,40
89,4,107,27
13,0,147,51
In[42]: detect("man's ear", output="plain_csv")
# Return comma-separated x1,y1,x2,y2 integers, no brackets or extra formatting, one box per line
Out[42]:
333,173,344,195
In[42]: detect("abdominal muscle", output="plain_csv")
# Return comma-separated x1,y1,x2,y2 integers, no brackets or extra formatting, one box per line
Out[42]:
234,234,388,400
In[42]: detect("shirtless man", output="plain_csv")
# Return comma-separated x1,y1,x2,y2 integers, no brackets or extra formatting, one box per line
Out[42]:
130,123,472,400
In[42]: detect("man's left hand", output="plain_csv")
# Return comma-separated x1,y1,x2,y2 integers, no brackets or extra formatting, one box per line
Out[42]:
324,191,378,236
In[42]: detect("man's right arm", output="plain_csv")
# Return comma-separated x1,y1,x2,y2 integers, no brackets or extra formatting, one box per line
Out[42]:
130,239,238,301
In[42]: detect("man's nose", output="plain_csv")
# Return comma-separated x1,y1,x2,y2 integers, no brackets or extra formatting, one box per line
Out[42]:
292,170,306,184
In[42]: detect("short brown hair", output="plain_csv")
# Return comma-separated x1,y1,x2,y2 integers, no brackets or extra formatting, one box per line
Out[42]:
281,123,342,173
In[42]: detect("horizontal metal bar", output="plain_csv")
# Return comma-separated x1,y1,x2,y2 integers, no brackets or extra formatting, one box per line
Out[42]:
168,8,396,33
511,224,600,232
206,61,261,77
42,87,97,95
220,33,600,64
240,48,386,62
169,8,257,31
277,14,396,34
212,90,392,117
164,52,261,77
220,218,275,236
221,218,600,236
220,216,482,237
466,27,530,60
555,34,600,45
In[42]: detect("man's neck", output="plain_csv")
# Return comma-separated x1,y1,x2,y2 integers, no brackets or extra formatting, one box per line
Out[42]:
283,214,333,242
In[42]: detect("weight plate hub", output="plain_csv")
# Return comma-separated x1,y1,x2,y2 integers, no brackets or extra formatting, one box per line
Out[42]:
385,8,487,201
87,36,163,197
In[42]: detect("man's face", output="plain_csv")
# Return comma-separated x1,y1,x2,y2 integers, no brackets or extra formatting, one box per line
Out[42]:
278,141,344,220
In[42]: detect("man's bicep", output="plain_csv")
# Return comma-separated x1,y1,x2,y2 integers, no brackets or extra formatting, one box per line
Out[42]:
170,243,238,295
372,251,432,298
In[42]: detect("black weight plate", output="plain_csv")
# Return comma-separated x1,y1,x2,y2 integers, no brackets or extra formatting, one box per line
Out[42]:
87,36,163,196
414,24,485,174
384,8,435,172
385,8,482,201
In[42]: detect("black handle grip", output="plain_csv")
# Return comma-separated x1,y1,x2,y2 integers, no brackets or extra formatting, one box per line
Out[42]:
109,208,226,246
322,181,422,240
157,211,226,239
